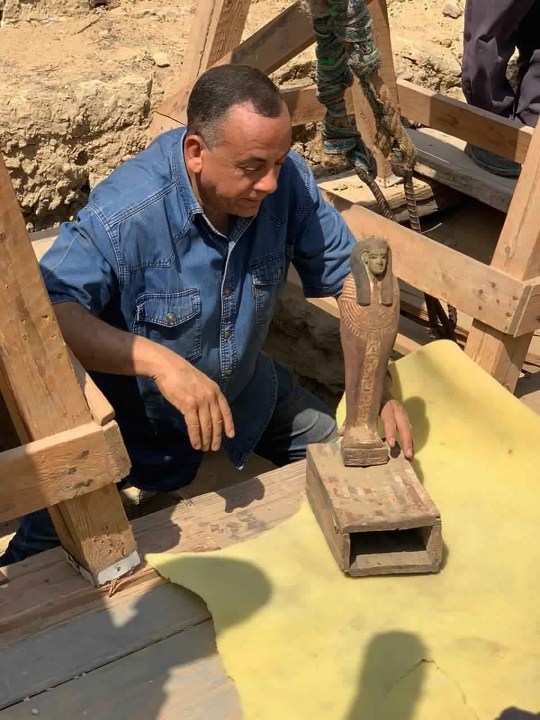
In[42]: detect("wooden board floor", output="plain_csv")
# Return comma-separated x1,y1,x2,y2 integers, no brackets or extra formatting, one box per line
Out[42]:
411,127,517,213
2,587,241,720
0,463,306,717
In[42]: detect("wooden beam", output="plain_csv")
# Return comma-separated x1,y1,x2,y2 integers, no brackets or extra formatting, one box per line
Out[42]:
283,84,518,211
178,0,252,86
69,352,115,426
410,128,516,213
466,120,540,390
352,0,399,182
397,79,533,165
149,1,314,139
0,154,138,583
148,0,252,139
0,422,129,525
514,282,540,336
284,81,533,168
322,188,532,335
283,83,338,127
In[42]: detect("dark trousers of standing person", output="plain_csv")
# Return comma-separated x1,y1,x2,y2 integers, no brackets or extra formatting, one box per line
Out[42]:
462,0,540,127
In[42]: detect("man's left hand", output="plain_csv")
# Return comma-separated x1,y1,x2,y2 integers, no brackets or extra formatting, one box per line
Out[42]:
380,399,414,461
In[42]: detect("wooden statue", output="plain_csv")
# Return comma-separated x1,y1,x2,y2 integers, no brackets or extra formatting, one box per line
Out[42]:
338,236,399,467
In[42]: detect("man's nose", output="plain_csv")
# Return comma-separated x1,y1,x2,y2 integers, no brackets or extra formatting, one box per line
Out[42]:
254,167,279,194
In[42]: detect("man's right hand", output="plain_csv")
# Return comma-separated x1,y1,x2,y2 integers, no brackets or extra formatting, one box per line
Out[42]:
152,355,235,452
52,303,234,452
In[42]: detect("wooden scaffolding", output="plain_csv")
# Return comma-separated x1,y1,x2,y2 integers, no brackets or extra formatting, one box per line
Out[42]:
0,156,140,587
150,0,540,394
1,0,540,716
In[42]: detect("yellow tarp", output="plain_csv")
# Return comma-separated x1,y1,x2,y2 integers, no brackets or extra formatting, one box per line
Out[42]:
148,341,540,719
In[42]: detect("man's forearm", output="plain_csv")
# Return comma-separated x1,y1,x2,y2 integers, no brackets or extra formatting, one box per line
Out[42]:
54,302,173,378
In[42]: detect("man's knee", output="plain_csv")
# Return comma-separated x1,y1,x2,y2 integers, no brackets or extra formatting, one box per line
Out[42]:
0,509,59,567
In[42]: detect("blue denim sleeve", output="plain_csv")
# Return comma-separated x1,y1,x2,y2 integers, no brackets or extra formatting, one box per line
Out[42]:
39,205,119,315
290,153,356,298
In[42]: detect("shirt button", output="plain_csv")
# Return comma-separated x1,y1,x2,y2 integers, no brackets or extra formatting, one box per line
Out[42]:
165,312,176,325
223,288,232,298
223,369,232,378
223,330,231,340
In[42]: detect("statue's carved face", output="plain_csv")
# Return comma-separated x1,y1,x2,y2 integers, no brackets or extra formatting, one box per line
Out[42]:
362,248,388,277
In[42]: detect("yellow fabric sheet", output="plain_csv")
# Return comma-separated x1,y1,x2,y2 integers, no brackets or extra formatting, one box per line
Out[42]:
148,341,540,719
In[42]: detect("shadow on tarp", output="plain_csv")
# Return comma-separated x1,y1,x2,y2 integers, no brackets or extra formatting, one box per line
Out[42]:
347,631,428,719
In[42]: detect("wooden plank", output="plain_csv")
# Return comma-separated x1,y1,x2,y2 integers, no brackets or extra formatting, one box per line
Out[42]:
515,282,540,336
0,389,19,453
0,157,92,438
466,120,540,390
397,79,533,165
352,0,399,181
148,0,252,139
178,0,252,85
321,188,530,335
316,170,461,224
0,421,129,525
410,127,517,212
400,281,540,367
2,623,240,720
69,352,115,426
284,81,533,167
0,583,211,709
284,83,351,128
0,464,305,647
0,154,137,581
149,1,314,138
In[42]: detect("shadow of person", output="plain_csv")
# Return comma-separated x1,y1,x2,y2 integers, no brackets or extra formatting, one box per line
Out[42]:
497,710,540,719
1,501,273,719
216,476,266,513
94,555,272,719
97,555,273,718
346,631,428,719
153,555,273,631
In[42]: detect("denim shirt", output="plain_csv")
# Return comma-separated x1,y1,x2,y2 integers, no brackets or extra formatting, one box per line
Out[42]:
40,128,355,489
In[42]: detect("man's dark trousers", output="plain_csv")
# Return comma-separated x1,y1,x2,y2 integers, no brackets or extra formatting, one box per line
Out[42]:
462,0,540,126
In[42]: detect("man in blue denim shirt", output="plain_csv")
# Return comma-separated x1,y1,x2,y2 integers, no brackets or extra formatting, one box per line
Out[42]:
1,65,413,565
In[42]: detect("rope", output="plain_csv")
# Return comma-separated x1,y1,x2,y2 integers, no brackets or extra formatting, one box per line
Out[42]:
304,0,457,341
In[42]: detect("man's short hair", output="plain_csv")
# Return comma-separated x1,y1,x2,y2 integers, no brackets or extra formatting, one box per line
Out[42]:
186,65,284,146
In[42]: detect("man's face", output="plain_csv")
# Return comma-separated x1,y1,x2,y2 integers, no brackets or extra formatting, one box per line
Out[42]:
184,101,292,218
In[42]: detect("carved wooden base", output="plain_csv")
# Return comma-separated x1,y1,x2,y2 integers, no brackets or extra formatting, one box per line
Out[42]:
341,427,389,467
341,443,389,467
306,442,443,577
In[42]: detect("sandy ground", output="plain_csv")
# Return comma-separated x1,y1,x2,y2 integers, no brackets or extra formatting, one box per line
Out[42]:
0,0,466,101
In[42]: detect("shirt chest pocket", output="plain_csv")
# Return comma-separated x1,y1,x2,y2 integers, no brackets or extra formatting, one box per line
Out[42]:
250,254,286,327
133,290,202,363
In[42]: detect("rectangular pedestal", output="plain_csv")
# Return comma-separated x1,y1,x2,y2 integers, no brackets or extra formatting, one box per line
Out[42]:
306,442,443,577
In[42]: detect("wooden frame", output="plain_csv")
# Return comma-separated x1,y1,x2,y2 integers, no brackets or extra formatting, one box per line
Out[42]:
0,155,139,586
150,0,540,392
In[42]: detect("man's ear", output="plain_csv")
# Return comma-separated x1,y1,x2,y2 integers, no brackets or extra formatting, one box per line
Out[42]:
184,134,205,174
361,251,370,266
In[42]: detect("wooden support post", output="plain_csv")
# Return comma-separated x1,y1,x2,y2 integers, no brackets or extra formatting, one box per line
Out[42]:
149,0,252,138
465,121,540,392
0,155,139,584
352,0,400,184
148,1,314,139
